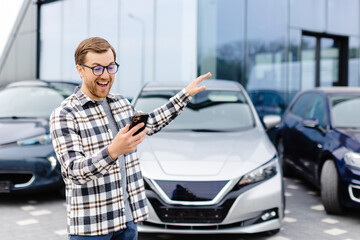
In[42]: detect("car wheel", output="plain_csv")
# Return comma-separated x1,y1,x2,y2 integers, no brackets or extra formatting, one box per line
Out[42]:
320,160,343,215
276,139,291,176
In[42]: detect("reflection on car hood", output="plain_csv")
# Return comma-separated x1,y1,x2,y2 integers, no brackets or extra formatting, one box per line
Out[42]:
138,128,276,181
0,119,48,145
337,128,360,143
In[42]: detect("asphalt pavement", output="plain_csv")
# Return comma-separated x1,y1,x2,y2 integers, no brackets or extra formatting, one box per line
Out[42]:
0,176,359,240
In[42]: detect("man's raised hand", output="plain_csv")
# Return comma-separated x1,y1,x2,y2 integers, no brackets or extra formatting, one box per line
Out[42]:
185,72,212,96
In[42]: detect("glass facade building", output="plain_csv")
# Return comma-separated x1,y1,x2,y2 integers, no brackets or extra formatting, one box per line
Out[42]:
0,0,359,114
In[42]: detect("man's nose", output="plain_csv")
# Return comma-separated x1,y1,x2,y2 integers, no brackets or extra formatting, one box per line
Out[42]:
100,68,110,78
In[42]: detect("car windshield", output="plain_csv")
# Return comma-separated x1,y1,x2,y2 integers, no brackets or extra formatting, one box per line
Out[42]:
0,85,71,118
134,89,254,131
331,95,360,129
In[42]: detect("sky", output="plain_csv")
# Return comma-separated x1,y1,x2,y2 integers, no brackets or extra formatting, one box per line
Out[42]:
0,0,24,56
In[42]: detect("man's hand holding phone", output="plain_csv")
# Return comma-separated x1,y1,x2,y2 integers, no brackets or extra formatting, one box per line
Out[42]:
129,113,149,136
108,114,148,160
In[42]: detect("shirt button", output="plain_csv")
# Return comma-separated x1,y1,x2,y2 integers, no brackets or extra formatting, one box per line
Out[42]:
121,208,125,212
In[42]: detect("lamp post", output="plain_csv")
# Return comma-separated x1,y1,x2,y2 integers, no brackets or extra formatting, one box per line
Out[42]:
129,13,145,86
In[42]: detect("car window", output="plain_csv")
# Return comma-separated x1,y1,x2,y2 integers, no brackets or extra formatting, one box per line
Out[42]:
134,89,254,131
0,86,69,118
305,94,327,128
290,93,313,118
331,95,360,129
249,91,285,116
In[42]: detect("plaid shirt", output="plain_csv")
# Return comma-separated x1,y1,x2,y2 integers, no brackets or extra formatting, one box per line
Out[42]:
50,86,191,236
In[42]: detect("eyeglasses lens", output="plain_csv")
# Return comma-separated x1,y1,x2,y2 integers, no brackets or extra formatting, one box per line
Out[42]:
93,66,104,76
107,64,117,74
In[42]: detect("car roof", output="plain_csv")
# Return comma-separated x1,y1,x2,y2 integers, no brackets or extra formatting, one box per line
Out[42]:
142,79,243,91
312,87,360,94
5,80,80,88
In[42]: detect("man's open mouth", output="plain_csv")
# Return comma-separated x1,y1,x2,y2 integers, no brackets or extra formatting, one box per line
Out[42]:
96,81,109,87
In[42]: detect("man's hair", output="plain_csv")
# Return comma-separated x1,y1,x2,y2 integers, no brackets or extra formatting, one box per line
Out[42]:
74,37,116,65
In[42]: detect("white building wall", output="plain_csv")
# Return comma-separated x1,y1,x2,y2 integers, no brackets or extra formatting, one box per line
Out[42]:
0,0,37,86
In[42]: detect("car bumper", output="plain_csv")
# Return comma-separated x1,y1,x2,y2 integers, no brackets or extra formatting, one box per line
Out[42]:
341,167,360,208
342,180,360,208
139,172,284,234
0,145,63,193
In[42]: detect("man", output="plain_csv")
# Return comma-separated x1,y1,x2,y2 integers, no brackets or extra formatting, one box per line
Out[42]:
50,36,211,240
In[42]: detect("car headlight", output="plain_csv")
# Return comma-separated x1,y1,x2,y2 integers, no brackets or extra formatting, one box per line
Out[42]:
47,155,58,169
344,152,360,171
17,134,51,146
238,157,278,186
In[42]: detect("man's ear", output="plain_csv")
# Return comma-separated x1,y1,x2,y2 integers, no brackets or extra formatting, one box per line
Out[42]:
76,64,83,78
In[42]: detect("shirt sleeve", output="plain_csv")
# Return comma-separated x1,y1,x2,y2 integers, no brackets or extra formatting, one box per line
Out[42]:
145,88,192,135
50,107,116,185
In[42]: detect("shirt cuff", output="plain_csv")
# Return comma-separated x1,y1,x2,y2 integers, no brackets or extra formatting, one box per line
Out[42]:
180,88,192,103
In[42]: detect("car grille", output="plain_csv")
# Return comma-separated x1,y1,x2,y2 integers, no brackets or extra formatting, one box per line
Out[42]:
354,188,360,199
154,180,228,201
141,207,279,229
0,173,33,185
349,184,360,202
148,198,235,223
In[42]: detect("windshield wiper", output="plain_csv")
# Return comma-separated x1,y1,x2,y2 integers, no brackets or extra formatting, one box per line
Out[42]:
190,129,225,132
337,126,360,130
0,116,39,119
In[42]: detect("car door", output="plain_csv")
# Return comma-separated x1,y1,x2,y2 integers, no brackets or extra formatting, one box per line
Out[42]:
282,93,313,167
295,93,328,182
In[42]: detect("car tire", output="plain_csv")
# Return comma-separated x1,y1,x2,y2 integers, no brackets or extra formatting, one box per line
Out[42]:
320,160,343,215
276,139,291,176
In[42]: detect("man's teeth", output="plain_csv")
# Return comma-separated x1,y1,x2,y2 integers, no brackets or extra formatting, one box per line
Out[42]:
97,82,108,86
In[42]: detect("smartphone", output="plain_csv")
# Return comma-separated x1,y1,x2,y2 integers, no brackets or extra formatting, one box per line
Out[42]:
129,113,149,136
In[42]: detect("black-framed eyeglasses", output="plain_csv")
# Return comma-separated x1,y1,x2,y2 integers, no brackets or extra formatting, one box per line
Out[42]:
81,63,119,76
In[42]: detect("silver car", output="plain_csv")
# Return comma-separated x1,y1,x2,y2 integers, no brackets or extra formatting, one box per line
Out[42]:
132,80,284,235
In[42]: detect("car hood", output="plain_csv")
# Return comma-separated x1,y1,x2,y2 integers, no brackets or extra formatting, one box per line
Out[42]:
338,128,360,143
0,119,48,145
138,128,276,181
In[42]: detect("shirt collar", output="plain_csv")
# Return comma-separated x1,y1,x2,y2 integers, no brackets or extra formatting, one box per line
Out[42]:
74,86,117,106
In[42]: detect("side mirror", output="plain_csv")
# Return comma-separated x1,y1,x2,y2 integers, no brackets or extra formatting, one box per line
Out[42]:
302,118,326,134
302,118,319,128
263,115,281,130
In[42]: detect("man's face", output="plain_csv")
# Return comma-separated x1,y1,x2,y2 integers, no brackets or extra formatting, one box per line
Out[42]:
77,48,115,101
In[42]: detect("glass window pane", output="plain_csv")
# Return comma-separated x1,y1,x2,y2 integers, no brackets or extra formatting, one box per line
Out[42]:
198,0,244,82
89,0,119,44
246,0,287,91
320,38,339,87
301,35,316,90
40,0,88,81
40,1,62,80
290,0,326,31
288,29,301,101
328,0,359,36
349,37,360,87
62,0,88,80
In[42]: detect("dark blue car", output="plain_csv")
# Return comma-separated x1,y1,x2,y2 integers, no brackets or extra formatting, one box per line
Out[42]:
0,80,78,195
276,87,360,214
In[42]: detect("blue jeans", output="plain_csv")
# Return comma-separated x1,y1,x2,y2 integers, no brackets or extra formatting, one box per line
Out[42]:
69,221,137,240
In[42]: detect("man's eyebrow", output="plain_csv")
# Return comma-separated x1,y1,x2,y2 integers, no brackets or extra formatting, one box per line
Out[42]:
90,61,115,66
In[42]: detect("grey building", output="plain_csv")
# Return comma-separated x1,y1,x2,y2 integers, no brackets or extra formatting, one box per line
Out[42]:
1,0,359,113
